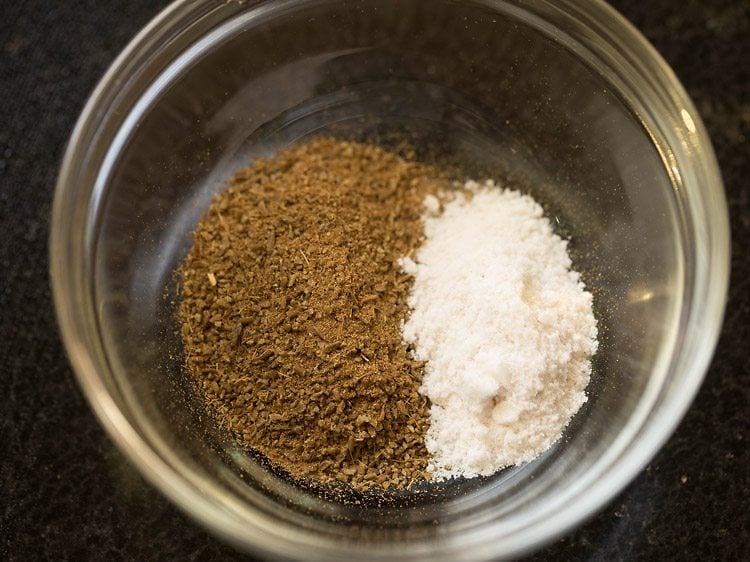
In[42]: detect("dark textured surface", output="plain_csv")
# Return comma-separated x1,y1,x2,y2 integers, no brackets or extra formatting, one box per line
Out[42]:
1,0,748,560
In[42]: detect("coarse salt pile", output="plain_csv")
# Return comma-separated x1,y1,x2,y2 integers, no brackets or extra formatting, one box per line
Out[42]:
400,180,598,480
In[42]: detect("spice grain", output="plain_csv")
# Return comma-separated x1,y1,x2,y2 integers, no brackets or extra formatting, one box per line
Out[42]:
179,138,446,490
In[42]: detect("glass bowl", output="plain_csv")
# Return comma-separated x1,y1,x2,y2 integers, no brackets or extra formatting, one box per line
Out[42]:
51,0,729,559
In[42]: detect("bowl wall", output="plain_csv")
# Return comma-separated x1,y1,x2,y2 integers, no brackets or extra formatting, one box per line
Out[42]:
52,0,728,559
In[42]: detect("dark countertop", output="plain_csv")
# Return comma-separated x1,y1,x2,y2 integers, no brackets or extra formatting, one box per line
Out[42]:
1,1,748,560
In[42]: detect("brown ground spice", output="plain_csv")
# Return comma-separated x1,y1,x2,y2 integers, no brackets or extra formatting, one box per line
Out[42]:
178,137,447,490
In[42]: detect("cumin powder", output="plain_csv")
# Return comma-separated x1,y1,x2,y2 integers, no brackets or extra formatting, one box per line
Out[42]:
178,137,446,490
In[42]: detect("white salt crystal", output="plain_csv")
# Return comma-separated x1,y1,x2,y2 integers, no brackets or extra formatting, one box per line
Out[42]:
422,194,441,216
400,181,598,479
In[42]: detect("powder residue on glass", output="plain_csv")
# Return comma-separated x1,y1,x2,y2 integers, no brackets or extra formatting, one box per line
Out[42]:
177,136,598,492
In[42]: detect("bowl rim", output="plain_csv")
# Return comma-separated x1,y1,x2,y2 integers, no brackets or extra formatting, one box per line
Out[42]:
50,0,730,559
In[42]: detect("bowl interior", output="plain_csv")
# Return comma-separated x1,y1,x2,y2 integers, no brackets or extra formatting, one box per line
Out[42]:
84,0,686,556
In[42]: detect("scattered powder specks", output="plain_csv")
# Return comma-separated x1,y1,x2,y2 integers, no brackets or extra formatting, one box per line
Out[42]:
401,180,598,479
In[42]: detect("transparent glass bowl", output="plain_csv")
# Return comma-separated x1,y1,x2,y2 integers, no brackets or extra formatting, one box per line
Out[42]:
51,0,729,559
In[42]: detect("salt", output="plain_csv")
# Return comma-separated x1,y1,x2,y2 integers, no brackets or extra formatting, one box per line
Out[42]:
401,180,598,479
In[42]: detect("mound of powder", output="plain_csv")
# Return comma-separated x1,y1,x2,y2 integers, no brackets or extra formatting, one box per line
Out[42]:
400,180,598,479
